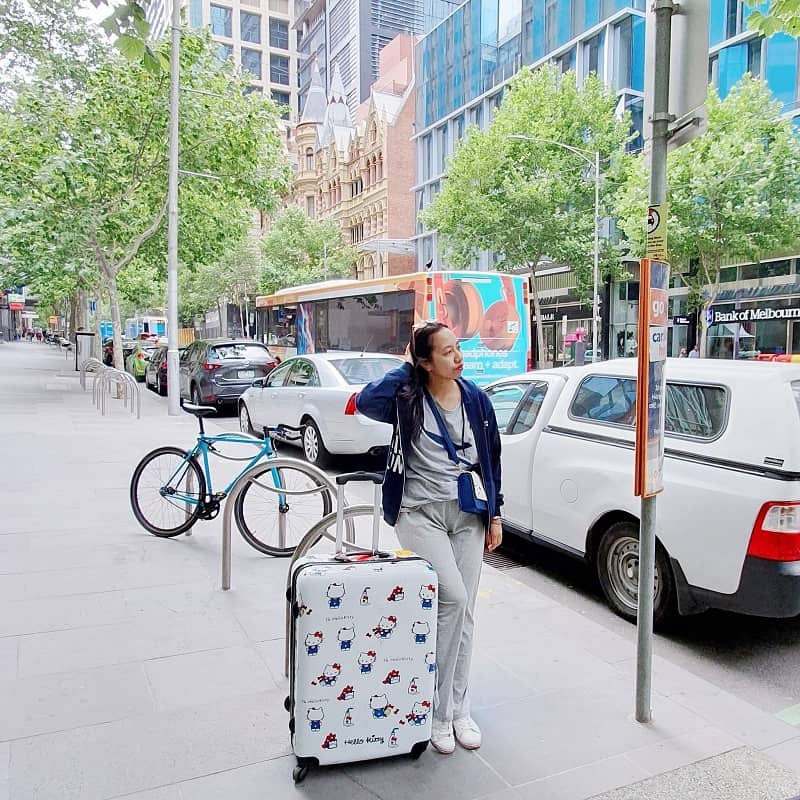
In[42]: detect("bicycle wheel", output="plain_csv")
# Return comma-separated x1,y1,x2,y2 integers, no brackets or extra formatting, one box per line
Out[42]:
234,463,333,556
130,446,206,537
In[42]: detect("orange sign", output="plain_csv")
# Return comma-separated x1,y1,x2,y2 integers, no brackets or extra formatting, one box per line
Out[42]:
635,258,670,498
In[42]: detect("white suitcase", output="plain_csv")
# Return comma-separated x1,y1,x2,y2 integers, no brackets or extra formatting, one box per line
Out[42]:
286,472,438,782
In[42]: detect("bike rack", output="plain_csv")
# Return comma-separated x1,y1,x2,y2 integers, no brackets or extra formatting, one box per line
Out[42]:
79,358,104,390
219,457,341,591
89,365,141,419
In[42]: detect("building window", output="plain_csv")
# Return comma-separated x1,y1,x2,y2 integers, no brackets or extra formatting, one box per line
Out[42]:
351,223,364,244
765,34,798,109
216,43,233,63
351,177,364,197
210,4,232,38
189,0,203,28
241,48,262,79
305,147,314,170
271,89,290,118
241,11,261,43
270,18,289,50
243,85,262,95
422,133,432,181
438,125,448,173
583,32,604,79
454,114,465,142
270,54,290,85
306,196,315,218
269,0,289,13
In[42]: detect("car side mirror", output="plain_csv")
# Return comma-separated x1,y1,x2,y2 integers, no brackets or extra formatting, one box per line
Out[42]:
251,378,265,388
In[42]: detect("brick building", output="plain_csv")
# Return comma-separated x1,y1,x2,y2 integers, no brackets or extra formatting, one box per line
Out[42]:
293,35,417,279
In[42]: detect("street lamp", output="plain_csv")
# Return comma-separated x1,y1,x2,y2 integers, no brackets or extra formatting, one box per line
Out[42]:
508,134,602,361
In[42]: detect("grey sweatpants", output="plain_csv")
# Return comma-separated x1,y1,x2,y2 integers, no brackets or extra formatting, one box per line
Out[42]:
395,500,484,724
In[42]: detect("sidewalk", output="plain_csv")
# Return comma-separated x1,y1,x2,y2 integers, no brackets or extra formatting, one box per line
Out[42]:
1,341,799,800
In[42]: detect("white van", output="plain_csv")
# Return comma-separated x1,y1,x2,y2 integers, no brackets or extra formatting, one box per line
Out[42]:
485,359,800,624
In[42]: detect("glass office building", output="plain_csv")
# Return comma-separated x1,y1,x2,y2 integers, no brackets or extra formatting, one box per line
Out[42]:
414,0,800,361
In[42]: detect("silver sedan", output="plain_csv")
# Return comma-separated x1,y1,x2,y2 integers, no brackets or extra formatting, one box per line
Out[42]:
237,352,403,467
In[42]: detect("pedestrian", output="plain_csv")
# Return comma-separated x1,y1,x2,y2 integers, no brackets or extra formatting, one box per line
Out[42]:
688,344,700,358
356,321,503,755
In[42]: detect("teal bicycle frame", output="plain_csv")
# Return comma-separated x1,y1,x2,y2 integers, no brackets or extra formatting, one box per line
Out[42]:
165,431,283,508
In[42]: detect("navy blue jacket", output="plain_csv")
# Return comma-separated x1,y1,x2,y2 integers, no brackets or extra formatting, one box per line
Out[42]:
355,363,503,527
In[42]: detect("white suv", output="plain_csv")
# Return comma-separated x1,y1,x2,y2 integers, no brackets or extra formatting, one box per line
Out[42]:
486,358,800,624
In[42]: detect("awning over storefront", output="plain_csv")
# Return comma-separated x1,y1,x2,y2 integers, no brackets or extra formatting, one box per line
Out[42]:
715,283,800,302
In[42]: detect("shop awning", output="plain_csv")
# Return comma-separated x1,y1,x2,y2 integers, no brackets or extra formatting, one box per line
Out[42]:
715,283,800,302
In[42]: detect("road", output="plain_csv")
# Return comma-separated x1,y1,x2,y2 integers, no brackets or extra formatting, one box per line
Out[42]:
199,400,800,726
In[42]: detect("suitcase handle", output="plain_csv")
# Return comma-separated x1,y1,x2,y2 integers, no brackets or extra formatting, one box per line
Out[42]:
335,471,384,485
335,473,384,555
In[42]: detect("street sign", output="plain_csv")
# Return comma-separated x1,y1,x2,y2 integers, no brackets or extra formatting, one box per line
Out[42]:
635,258,670,498
646,203,667,261
644,0,710,151
89,300,97,314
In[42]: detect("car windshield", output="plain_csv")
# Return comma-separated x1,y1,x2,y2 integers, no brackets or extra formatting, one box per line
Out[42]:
210,343,271,360
329,357,402,385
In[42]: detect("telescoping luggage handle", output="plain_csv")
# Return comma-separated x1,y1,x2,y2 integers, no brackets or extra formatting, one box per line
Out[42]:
334,471,386,558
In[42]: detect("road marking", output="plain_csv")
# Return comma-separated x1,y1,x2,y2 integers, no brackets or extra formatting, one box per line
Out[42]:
775,703,800,726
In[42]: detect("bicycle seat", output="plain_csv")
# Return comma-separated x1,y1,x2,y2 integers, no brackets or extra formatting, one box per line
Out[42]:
182,402,217,418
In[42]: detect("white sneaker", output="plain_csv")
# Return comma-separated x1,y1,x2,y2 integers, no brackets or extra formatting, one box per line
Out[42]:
430,719,455,754
453,716,482,750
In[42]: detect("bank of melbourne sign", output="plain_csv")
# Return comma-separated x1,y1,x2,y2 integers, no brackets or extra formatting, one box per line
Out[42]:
712,306,800,325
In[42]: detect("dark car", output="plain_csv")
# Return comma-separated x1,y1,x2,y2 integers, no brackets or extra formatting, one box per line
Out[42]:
145,344,186,395
179,338,278,407
103,337,136,367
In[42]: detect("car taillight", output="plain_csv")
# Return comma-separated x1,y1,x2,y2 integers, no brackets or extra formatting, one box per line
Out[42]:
202,363,222,371
160,362,167,371
527,356,533,371
747,502,800,561
344,393,358,416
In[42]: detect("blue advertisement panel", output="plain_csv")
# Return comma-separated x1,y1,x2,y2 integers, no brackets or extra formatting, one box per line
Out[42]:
430,272,530,385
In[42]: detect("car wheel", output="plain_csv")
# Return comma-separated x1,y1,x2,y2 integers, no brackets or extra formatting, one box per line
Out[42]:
239,404,256,436
596,520,676,627
191,385,201,405
302,419,330,468
158,379,166,396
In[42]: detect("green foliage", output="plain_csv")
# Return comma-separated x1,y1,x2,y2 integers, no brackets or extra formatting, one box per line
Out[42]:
0,0,101,105
615,76,800,316
259,207,356,294
745,0,800,36
422,63,635,298
0,22,290,362
94,1,169,74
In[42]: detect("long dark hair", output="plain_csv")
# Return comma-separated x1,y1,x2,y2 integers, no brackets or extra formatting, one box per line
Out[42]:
399,321,449,441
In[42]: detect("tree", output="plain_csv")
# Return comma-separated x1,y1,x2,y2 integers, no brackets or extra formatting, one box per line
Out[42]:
0,29,290,368
259,207,356,294
180,236,263,334
745,0,800,36
0,0,101,105
615,76,800,355
421,63,635,367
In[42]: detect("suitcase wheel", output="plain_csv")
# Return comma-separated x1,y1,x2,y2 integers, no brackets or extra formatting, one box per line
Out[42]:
293,758,311,784
410,741,428,760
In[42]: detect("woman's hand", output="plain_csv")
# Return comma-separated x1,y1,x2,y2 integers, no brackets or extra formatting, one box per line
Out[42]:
485,518,502,552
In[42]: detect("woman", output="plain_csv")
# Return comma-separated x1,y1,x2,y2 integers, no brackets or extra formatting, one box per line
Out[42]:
356,321,503,755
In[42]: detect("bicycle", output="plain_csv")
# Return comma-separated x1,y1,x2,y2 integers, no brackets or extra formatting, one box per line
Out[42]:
129,402,333,556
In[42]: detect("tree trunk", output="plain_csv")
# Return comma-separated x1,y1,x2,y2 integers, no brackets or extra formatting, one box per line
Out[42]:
529,261,546,370
68,292,79,339
106,275,125,372
699,299,712,357
238,298,245,339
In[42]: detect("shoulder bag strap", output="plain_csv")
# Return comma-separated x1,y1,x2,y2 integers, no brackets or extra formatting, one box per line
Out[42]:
423,391,461,465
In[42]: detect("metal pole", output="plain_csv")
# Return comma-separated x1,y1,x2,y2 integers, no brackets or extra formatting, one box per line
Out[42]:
592,150,600,359
166,0,181,416
636,0,673,725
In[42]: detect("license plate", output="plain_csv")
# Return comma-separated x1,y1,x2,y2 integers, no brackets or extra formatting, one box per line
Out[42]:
238,370,255,379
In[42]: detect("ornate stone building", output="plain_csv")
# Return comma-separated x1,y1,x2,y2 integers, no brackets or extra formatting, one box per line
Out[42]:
293,35,417,279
